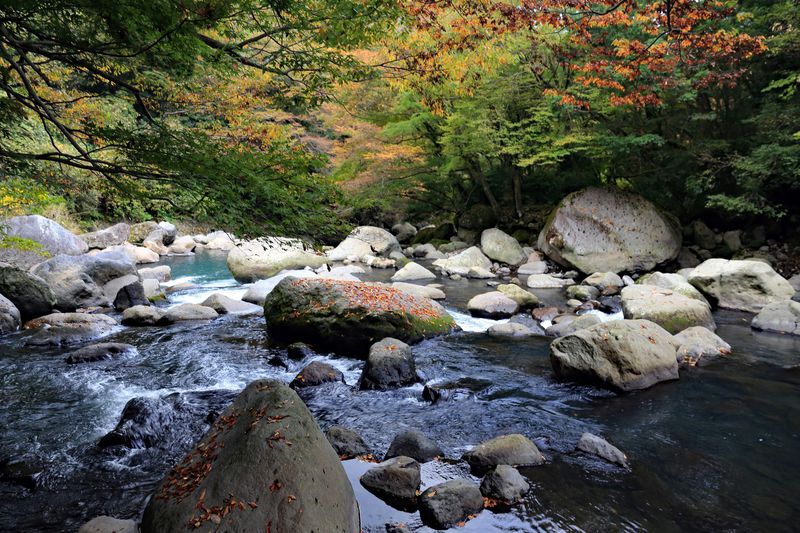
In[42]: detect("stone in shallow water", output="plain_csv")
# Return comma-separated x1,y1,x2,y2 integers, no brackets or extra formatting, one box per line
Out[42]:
418,478,484,529
359,338,419,390
480,465,530,502
384,430,443,463
359,456,421,511
65,342,138,364
576,432,629,468
326,426,370,459
462,434,545,475
78,516,137,533
291,361,345,389
467,291,519,319
674,326,731,367
751,300,800,336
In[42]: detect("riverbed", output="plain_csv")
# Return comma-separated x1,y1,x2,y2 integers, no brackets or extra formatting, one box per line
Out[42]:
1,251,798,532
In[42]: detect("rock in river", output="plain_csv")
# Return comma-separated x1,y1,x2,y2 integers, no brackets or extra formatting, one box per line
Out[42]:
674,326,731,367
462,434,545,475
480,228,526,266
537,187,681,274
359,338,420,390
326,426,370,459
688,258,795,312
384,430,443,463
751,300,800,336
360,456,421,512
327,226,401,262
78,516,137,533
264,278,457,357
227,237,328,283
290,361,345,389
79,223,131,250
480,465,529,502
467,291,519,319
0,293,21,335
620,285,715,334
576,432,629,468
23,312,117,347
418,479,484,530
0,263,56,321
65,342,138,364
550,319,679,392
140,380,360,533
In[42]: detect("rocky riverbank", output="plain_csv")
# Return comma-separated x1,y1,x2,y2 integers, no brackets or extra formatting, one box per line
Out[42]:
1,185,798,532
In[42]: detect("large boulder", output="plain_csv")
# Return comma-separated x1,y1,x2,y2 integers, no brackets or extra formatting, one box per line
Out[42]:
620,285,715,334
167,235,196,255
537,187,681,274
227,237,328,283
688,259,795,312
31,253,138,311
99,242,159,264
637,271,708,304
480,228,526,266
2,215,87,261
161,303,219,323
327,226,401,261
359,338,419,390
80,223,130,250
141,380,359,533
0,263,56,321
432,246,492,274
550,320,679,392
467,291,519,319
113,282,149,311
418,479,483,530
264,278,457,357
391,222,417,244
462,434,545,475
23,312,118,347
751,300,800,336
0,293,21,335
121,305,164,326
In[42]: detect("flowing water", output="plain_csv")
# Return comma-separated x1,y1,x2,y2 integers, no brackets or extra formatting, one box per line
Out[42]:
1,251,798,532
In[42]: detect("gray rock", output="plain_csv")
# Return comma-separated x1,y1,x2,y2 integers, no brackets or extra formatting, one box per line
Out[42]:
689,220,717,250
462,434,545,475
141,279,164,301
674,326,732,367
722,230,742,253
122,305,164,326
751,300,800,336
114,282,149,311
99,242,159,264
677,247,701,269
359,338,419,390
287,342,316,360
550,319,679,391
538,187,681,274
621,285,715,334
167,235,195,255
467,291,519,319
80,223,131,250
0,293,21,335
328,226,401,262
480,465,529,502
2,214,87,258
0,263,56,321
384,430,443,463
200,293,263,315
360,456,421,512
161,303,219,323
291,361,345,388
688,259,795,312
432,246,492,273
140,380,359,533
582,271,624,292
391,222,417,243
390,262,436,282
526,274,575,289
228,237,328,283
23,312,117,347
637,271,709,304
789,274,800,292
138,265,171,282
545,313,602,337
390,282,446,300
128,221,159,244
78,516,137,533
326,426,369,459
496,284,538,308
65,343,138,364
31,253,137,311
480,228,526,266
418,479,483,529
576,432,629,467
487,322,535,338
566,285,600,302
517,261,548,275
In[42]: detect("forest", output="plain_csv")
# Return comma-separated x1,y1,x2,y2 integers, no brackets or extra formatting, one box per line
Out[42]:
1,2,799,533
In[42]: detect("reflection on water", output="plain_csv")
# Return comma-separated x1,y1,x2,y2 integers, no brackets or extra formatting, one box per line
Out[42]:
0,251,798,532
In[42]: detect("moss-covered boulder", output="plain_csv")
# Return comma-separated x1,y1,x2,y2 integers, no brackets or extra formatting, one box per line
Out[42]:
621,285,715,334
264,278,457,357
141,380,360,533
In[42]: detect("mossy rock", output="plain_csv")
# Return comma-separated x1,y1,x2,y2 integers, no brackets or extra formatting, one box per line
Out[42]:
264,278,458,357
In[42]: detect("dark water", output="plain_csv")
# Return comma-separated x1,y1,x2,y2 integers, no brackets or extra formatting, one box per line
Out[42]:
1,251,798,532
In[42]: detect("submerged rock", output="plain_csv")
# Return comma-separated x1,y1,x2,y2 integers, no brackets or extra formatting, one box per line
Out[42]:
674,326,732,367
384,430,443,463
23,312,117,347
462,434,545,475
620,285,715,334
537,187,682,274
550,319,679,392
264,278,457,357
360,456,421,512
291,361,345,388
141,380,359,533
576,432,629,468
326,426,370,459
688,259,795,312
65,342,138,364
480,465,529,502
0,263,56,321
751,300,800,336
359,338,419,390
418,479,483,530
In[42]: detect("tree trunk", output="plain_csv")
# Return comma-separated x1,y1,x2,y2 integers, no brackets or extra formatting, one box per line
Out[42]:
511,166,523,220
468,160,500,218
